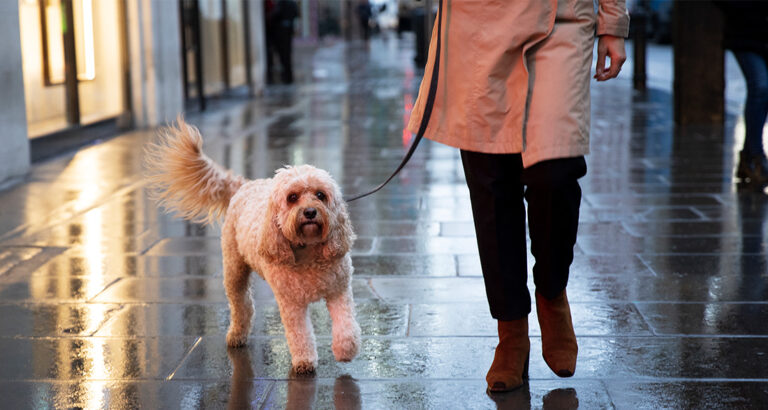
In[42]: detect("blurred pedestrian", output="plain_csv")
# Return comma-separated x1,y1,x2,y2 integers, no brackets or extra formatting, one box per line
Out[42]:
264,0,276,83
407,0,628,393
716,1,768,185
396,2,411,38
267,0,299,84
357,0,373,42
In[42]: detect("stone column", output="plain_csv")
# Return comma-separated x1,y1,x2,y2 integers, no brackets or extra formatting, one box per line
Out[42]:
125,0,185,128
0,1,31,184
673,0,725,125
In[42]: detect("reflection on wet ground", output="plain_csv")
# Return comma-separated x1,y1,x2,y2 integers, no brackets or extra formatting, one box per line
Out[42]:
1,35,768,408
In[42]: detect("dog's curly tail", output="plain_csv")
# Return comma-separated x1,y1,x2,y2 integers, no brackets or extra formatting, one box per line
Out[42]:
144,117,246,225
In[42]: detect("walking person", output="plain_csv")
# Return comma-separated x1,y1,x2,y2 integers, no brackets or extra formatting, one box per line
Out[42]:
264,0,276,83
407,0,629,393
356,0,373,42
268,0,299,84
716,1,768,185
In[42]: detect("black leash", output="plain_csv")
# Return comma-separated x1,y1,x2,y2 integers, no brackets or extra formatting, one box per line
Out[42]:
344,1,443,203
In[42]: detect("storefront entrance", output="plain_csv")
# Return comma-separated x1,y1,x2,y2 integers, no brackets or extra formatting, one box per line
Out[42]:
19,0,129,139
180,0,254,111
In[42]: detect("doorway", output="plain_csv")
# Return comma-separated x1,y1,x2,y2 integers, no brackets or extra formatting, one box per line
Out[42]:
19,0,129,138
179,0,254,112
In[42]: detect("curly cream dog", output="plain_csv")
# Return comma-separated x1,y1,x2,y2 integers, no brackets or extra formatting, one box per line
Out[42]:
145,119,361,373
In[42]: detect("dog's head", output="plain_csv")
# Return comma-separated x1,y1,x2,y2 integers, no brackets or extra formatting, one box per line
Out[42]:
258,165,355,264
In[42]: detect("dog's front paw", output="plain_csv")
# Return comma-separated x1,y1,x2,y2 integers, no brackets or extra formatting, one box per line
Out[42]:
332,331,361,362
226,328,249,348
292,359,317,374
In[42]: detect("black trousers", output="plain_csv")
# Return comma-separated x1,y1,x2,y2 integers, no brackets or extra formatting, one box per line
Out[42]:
460,151,587,321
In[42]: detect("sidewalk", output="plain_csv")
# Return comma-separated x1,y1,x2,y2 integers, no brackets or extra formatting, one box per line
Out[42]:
1,34,767,408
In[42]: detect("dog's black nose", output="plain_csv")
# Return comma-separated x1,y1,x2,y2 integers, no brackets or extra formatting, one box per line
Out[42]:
304,208,317,219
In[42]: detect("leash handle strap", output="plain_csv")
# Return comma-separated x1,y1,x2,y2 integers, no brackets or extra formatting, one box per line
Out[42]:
344,1,443,203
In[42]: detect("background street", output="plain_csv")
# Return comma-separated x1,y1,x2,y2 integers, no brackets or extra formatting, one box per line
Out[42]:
1,33,767,408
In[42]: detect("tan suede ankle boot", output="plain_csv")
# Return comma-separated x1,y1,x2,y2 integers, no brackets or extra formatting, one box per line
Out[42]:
536,290,578,377
486,318,530,393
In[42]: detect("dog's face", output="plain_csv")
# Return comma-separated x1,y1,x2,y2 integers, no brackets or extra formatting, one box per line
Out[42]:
260,165,354,263
274,166,335,246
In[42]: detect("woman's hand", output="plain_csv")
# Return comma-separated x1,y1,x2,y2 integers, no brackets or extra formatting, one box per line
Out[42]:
594,35,626,81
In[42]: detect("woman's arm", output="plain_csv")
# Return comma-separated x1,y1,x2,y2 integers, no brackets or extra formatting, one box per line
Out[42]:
594,0,630,81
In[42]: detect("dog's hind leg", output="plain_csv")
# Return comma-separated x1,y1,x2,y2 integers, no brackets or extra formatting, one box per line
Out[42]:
277,301,318,374
223,233,253,348
327,286,361,362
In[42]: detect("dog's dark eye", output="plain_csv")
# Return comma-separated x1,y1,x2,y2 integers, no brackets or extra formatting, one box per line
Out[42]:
316,191,326,201
287,193,298,203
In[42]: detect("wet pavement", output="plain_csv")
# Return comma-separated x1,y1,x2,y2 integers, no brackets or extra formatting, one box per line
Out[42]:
1,35,768,409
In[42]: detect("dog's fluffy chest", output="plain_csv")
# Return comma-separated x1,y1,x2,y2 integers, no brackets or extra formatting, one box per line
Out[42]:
259,257,351,304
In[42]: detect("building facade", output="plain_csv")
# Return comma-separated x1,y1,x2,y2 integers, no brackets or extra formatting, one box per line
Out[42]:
1,0,267,185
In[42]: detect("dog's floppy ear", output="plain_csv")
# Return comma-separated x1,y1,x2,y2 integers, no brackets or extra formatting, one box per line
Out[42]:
321,195,355,260
257,201,295,264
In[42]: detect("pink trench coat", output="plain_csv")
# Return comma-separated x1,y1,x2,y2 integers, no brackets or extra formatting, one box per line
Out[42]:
406,0,630,167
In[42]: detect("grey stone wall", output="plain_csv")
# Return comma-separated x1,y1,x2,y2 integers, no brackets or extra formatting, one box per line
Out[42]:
125,0,185,128
0,1,31,185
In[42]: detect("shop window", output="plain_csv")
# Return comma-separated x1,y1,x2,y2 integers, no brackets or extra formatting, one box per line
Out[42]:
20,0,126,137
39,0,96,86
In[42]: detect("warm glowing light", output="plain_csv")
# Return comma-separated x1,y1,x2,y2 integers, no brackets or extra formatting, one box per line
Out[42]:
45,0,66,83
79,0,96,81
63,150,111,402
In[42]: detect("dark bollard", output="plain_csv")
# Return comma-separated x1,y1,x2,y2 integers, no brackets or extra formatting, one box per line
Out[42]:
412,7,426,67
633,0,648,92
672,0,724,125
424,0,433,53
413,1,436,68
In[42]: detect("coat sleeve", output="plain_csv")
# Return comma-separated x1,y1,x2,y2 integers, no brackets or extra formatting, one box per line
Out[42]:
596,0,630,37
